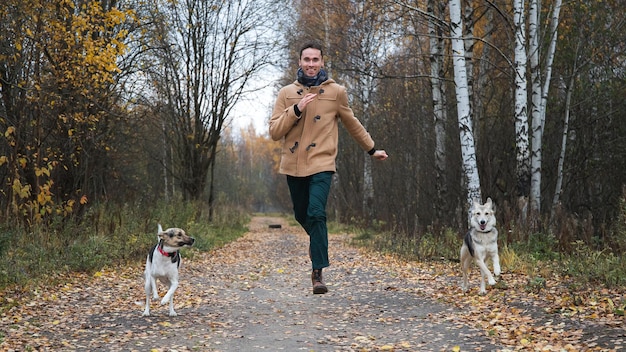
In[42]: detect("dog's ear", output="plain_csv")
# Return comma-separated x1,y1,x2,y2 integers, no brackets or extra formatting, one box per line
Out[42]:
157,229,176,240
485,197,493,207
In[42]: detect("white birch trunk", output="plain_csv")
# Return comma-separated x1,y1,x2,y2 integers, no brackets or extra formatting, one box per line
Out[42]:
540,0,562,132
363,153,373,216
529,0,562,213
162,120,170,201
475,5,493,145
552,73,573,216
361,81,374,217
463,0,475,136
529,0,542,212
552,34,579,218
449,0,481,207
429,0,448,203
514,0,530,203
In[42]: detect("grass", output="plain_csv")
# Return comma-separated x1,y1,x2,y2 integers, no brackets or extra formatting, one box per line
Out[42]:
350,225,460,261
3,203,625,293
349,223,626,289
0,200,249,291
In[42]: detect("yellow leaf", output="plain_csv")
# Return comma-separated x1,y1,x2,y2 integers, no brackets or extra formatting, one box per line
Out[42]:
5,126,15,137
452,346,461,352
607,298,614,310
158,321,171,327
93,271,103,277
520,338,530,345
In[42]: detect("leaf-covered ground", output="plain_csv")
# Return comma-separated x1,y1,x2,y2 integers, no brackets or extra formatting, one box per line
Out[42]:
0,216,623,351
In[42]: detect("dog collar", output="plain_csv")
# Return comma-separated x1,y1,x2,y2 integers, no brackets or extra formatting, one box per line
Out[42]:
157,245,177,257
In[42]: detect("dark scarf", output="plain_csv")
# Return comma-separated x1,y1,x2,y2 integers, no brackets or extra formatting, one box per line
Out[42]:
297,67,328,87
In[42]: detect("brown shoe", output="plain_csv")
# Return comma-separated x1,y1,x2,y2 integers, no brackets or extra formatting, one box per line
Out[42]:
311,269,328,294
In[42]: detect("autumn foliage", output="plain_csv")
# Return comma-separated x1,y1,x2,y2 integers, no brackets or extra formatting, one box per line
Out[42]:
0,0,134,225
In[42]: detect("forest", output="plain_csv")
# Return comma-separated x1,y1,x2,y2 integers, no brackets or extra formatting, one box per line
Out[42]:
1,0,625,265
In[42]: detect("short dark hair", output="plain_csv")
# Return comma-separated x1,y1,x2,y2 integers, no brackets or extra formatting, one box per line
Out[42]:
299,42,324,59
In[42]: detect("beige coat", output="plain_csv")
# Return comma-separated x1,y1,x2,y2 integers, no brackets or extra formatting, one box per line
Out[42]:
269,79,375,177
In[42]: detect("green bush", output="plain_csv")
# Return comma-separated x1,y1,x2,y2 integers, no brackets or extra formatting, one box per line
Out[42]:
563,240,626,288
511,232,560,261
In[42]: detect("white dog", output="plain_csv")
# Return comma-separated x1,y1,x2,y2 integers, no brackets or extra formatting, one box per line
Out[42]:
143,224,194,316
460,198,501,294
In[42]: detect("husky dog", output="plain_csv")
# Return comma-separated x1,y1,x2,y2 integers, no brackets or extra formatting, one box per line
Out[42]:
460,198,501,294
143,224,195,316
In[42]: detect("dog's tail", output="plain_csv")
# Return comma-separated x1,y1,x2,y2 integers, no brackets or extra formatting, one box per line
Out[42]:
464,230,475,257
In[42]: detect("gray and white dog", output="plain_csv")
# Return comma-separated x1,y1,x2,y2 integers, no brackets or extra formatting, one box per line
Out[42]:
460,198,501,294
143,224,195,316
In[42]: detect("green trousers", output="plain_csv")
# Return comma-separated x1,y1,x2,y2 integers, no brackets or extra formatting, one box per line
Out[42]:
286,171,333,270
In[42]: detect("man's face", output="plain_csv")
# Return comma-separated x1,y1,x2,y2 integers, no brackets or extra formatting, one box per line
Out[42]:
299,48,324,77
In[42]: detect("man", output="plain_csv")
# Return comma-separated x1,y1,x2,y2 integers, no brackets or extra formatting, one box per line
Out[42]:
270,42,388,294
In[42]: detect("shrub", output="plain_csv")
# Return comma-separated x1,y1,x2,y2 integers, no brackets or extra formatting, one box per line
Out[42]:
563,240,626,288
0,199,248,290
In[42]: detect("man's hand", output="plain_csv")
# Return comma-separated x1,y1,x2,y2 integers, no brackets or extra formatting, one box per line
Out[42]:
372,150,388,160
297,93,317,112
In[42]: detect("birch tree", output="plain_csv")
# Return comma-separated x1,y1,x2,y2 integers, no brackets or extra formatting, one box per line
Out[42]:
526,0,562,213
528,0,542,212
428,0,449,208
513,0,530,211
551,23,589,218
551,67,574,218
449,0,481,207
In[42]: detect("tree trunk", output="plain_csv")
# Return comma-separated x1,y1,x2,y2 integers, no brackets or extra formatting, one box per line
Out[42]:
428,0,448,208
513,0,531,222
474,4,493,147
552,35,579,221
463,0,476,140
449,0,481,210
551,73,573,219
529,0,542,213
362,153,374,218
529,0,562,214
540,0,563,134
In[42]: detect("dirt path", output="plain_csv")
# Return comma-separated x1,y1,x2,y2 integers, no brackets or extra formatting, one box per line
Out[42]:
1,216,623,351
